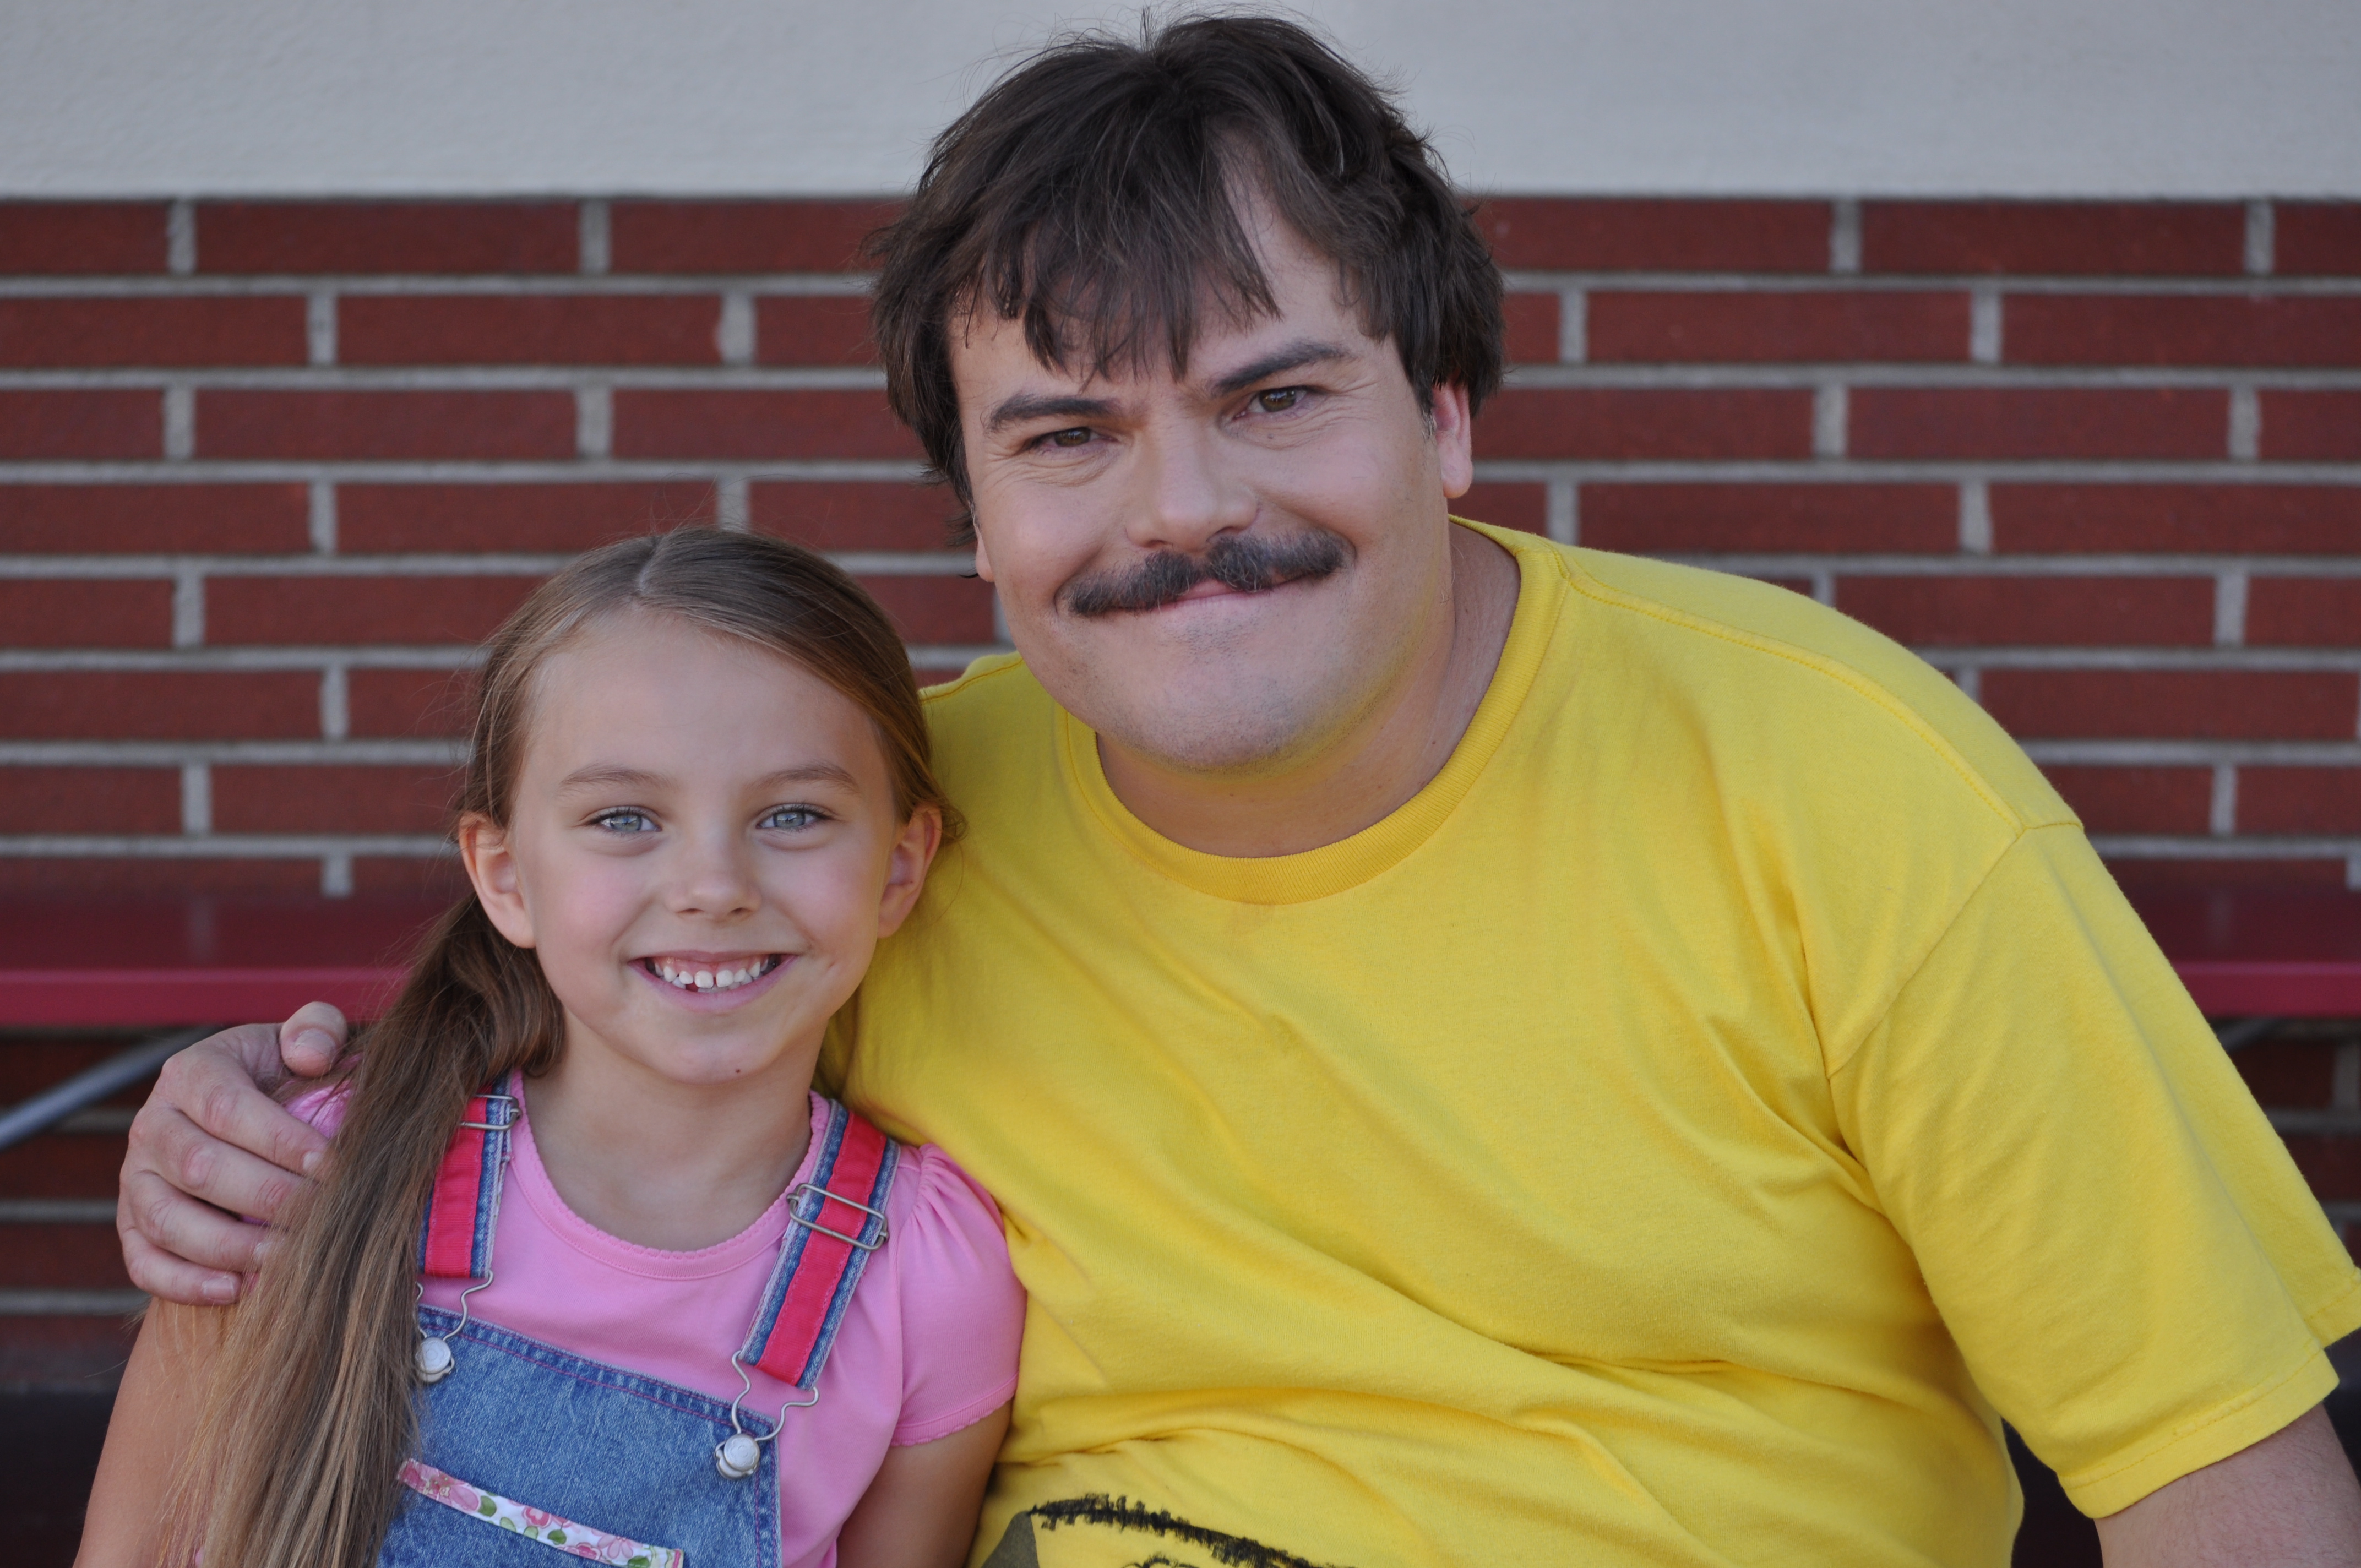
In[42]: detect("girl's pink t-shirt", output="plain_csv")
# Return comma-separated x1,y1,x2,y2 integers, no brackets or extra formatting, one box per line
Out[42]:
298,1086,1022,1567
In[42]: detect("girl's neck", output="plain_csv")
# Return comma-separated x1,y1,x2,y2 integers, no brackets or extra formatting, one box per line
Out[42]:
519,1037,819,1251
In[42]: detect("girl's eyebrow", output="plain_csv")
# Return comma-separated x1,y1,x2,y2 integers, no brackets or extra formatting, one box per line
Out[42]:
553,762,864,795
754,763,862,792
555,764,668,796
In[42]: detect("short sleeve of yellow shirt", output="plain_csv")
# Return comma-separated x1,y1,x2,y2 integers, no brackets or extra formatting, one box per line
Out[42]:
1834,823,2359,1515
832,521,2361,1568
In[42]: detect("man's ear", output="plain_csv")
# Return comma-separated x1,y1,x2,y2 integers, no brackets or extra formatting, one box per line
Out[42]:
458,814,537,950
876,806,944,939
971,521,995,584
1432,382,1474,500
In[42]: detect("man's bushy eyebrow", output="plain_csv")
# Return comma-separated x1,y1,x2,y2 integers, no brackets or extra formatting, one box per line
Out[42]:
984,392,1123,435
1208,339,1353,400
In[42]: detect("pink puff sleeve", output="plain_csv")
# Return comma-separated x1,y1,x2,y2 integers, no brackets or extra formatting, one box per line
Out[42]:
886,1144,1025,1446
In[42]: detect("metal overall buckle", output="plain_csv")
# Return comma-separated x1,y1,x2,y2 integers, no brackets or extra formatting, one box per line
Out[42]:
415,1094,516,1385
712,1184,891,1479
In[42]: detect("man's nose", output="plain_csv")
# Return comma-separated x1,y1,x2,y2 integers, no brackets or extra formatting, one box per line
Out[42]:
1125,420,1254,554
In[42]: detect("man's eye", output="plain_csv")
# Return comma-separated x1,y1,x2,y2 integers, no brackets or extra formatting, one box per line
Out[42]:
1252,388,1305,413
760,805,825,831
593,809,654,834
1042,427,1093,448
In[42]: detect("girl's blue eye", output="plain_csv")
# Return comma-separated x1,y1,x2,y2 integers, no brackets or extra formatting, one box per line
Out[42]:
760,805,825,831
594,809,654,834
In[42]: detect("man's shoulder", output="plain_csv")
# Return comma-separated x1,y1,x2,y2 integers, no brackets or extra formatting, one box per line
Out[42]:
920,651,1059,785
1530,537,2074,835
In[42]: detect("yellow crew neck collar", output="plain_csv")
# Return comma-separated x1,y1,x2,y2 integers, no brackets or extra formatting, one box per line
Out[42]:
1057,519,1568,905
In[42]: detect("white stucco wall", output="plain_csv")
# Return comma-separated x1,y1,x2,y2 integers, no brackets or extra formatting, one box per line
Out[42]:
3,0,2357,198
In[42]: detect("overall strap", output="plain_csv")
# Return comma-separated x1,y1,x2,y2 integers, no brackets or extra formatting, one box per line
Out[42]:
417,1090,517,1281
737,1099,899,1393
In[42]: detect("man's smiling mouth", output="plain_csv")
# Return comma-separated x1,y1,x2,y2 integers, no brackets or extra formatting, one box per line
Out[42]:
640,954,786,993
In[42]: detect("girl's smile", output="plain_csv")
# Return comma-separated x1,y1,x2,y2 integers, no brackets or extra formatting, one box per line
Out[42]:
637,951,791,1005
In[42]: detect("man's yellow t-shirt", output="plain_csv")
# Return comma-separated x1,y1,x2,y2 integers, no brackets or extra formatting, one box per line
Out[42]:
826,520,2361,1567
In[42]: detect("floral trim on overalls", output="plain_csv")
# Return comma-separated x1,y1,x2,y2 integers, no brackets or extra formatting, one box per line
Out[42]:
399,1460,684,1567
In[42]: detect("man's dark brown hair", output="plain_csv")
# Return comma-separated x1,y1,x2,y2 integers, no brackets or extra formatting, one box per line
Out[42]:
867,11,1506,541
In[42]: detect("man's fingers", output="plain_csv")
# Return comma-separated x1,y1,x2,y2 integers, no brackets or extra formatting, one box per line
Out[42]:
118,1165,269,1283
118,1213,244,1306
279,1001,348,1077
153,1035,330,1182
127,1090,314,1225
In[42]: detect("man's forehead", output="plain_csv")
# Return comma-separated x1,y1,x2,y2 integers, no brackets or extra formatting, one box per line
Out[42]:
951,208,1376,386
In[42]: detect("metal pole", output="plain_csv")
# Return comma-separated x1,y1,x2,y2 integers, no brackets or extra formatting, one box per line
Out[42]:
0,1026,214,1154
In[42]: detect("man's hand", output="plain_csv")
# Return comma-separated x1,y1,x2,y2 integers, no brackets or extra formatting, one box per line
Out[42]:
2096,1403,2361,1566
116,1001,349,1304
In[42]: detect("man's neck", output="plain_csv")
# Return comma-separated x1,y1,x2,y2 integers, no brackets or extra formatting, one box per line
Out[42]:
1097,525,1522,858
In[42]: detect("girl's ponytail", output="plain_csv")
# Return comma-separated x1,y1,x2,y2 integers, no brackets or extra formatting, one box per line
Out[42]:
165,899,564,1568
157,527,953,1567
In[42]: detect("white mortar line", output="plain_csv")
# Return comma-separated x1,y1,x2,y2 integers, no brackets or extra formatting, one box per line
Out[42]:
29,363,2361,395
575,386,612,458
2228,386,2261,460
166,201,195,275
717,292,757,366
2245,202,2276,277
170,569,204,646
0,834,451,858
1957,481,1993,554
578,200,611,276
0,549,975,581
320,853,355,897
1546,481,1577,545
2208,765,2237,836
15,270,2361,302
1812,385,1847,459
1559,289,1587,364
1953,666,1982,703
7,457,2360,489
2215,569,2248,646
319,665,350,739
1969,290,2003,364
2088,836,2361,862
1828,200,1862,275
0,740,463,765
306,291,337,366
308,481,339,553
1909,646,2361,672
715,476,751,531
161,385,194,460
2334,1043,2361,1111
2023,740,2361,765
0,273,880,300
180,762,211,835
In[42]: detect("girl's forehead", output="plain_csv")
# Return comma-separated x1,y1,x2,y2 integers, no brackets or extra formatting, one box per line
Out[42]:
521,614,884,779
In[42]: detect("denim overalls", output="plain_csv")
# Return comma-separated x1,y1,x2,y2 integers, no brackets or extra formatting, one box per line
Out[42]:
383,1088,899,1567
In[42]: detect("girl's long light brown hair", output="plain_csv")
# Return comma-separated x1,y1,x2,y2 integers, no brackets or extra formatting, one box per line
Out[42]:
162,527,956,1567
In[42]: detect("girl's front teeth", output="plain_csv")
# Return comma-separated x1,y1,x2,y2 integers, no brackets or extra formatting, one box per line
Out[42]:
650,956,779,992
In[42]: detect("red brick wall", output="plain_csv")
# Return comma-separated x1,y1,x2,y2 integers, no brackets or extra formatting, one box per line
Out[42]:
1,195,2357,897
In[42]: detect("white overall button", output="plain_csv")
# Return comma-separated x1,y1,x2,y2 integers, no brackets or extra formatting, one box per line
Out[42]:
716,1433,761,1479
415,1336,455,1384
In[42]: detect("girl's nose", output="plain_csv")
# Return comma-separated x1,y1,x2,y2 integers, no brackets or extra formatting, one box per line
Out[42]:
669,831,761,917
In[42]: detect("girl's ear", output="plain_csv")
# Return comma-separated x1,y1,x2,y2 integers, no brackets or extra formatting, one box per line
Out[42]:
875,805,944,939
458,814,537,950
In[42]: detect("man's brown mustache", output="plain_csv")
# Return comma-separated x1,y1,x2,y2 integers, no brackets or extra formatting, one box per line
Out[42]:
1061,531,1349,617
